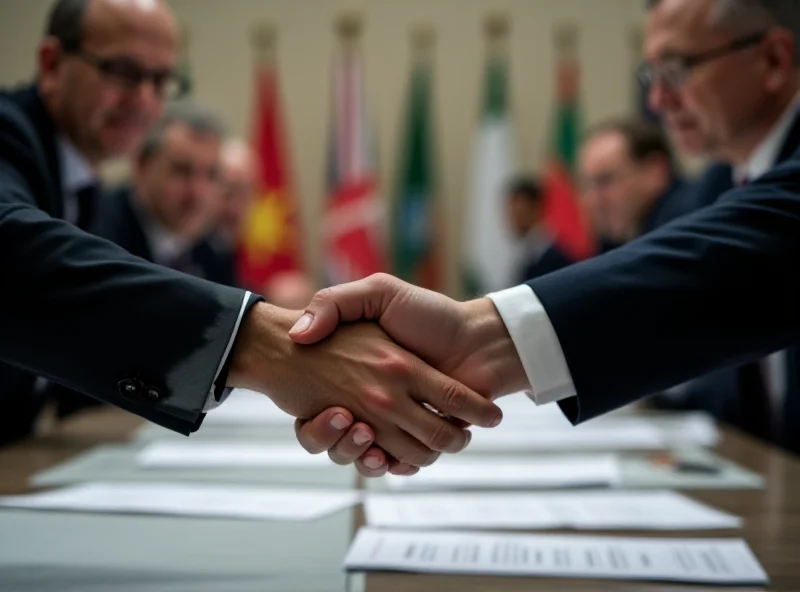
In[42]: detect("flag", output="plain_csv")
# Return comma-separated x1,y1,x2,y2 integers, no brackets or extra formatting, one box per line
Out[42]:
237,60,304,290
462,55,517,296
393,56,439,290
322,51,385,285
540,52,596,261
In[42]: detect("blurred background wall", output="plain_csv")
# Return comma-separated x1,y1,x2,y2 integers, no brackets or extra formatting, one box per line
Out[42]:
0,0,652,294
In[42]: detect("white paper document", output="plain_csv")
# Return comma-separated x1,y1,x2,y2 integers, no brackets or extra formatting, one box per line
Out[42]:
467,421,666,452
383,454,621,491
365,490,741,530
203,388,294,426
0,482,360,521
138,441,332,469
344,528,768,585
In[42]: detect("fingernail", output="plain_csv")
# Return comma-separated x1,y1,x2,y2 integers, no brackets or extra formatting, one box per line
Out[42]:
290,313,314,334
490,414,502,428
329,413,350,431
463,430,472,449
363,456,383,470
352,429,371,446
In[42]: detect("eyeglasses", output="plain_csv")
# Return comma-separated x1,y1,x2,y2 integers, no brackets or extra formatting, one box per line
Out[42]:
637,31,766,91
67,50,188,99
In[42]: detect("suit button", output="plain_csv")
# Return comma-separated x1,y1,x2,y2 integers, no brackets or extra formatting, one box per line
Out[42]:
118,378,141,398
145,387,161,401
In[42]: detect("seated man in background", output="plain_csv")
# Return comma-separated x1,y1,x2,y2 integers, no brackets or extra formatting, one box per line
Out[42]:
98,100,225,277
641,0,800,451
578,118,689,247
505,176,574,283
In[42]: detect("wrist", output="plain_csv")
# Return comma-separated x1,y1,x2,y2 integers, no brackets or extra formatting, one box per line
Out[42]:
227,302,302,394
461,298,530,396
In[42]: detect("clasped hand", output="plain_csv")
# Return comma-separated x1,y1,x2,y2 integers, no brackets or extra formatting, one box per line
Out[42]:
232,273,528,477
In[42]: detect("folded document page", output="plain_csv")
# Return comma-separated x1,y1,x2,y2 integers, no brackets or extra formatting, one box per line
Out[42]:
344,528,768,585
0,482,360,521
384,454,621,491
138,441,332,468
365,490,741,530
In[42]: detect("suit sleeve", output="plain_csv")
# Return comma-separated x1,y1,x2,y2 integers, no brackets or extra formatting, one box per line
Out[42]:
526,158,800,424
0,127,256,436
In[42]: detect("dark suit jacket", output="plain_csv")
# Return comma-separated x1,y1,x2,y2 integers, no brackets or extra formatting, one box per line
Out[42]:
653,115,800,453
0,84,259,435
525,149,800,428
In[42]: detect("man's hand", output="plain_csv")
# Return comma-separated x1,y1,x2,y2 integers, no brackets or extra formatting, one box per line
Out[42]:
227,302,502,469
289,274,529,475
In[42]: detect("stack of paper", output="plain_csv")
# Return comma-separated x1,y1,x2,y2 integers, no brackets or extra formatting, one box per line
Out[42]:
138,441,331,469
364,490,741,530
383,454,621,491
344,528,768,585
0,482,360,521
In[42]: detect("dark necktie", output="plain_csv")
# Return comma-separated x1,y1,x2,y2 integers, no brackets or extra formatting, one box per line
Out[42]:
75,183,100,231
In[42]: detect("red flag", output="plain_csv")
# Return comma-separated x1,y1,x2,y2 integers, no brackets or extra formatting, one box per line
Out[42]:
323,52,385,285
238,61,304,290
541,52,596,261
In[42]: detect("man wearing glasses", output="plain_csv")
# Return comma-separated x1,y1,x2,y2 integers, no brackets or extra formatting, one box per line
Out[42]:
0,0,504,467
640,0,800,452
0,0,187,442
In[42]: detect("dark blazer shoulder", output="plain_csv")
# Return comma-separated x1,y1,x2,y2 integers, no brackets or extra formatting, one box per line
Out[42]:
0,84,62,216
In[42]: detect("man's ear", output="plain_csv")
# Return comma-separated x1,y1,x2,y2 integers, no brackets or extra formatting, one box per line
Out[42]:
37,37,64,99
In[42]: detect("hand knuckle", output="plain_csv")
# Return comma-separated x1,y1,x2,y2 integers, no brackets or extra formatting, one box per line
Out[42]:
428,421,457,451
441,383,467,414
364,388,395,413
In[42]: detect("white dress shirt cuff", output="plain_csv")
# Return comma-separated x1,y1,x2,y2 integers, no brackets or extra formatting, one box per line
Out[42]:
202,291,252,412
487,284,576,405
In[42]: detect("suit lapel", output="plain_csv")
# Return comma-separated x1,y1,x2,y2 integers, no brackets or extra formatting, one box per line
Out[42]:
775,110,800,165
10,84,64,218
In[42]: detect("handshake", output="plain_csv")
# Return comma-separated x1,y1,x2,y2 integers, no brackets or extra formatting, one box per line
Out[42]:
228,274,531,477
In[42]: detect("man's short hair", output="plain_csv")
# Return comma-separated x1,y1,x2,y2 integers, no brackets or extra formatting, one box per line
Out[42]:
586,118,676,174
506,177,543,205
45,0,89,52
647,0,800,61
138,101,228,162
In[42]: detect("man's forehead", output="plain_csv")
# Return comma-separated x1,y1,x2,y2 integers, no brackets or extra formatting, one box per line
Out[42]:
644,0,728,60
81,0,177,57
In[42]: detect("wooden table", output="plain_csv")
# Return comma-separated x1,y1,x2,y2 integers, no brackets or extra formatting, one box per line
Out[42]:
1,409,799,590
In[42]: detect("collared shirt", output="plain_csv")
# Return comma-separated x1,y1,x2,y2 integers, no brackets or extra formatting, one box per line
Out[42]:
487,98,799,413
58,137,96,224
129,193,192,267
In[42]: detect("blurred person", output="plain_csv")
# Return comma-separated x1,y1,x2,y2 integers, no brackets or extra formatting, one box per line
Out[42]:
0,0,186,439
578,119,688,246
640,0,800,449
98,101,224,275
0,0,503,464
505,176,575,283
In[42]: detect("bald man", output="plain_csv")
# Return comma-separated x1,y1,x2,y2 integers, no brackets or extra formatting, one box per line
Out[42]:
0,0,502,464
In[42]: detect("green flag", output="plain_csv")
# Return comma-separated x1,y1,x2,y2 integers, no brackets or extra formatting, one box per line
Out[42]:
393,59,439,289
